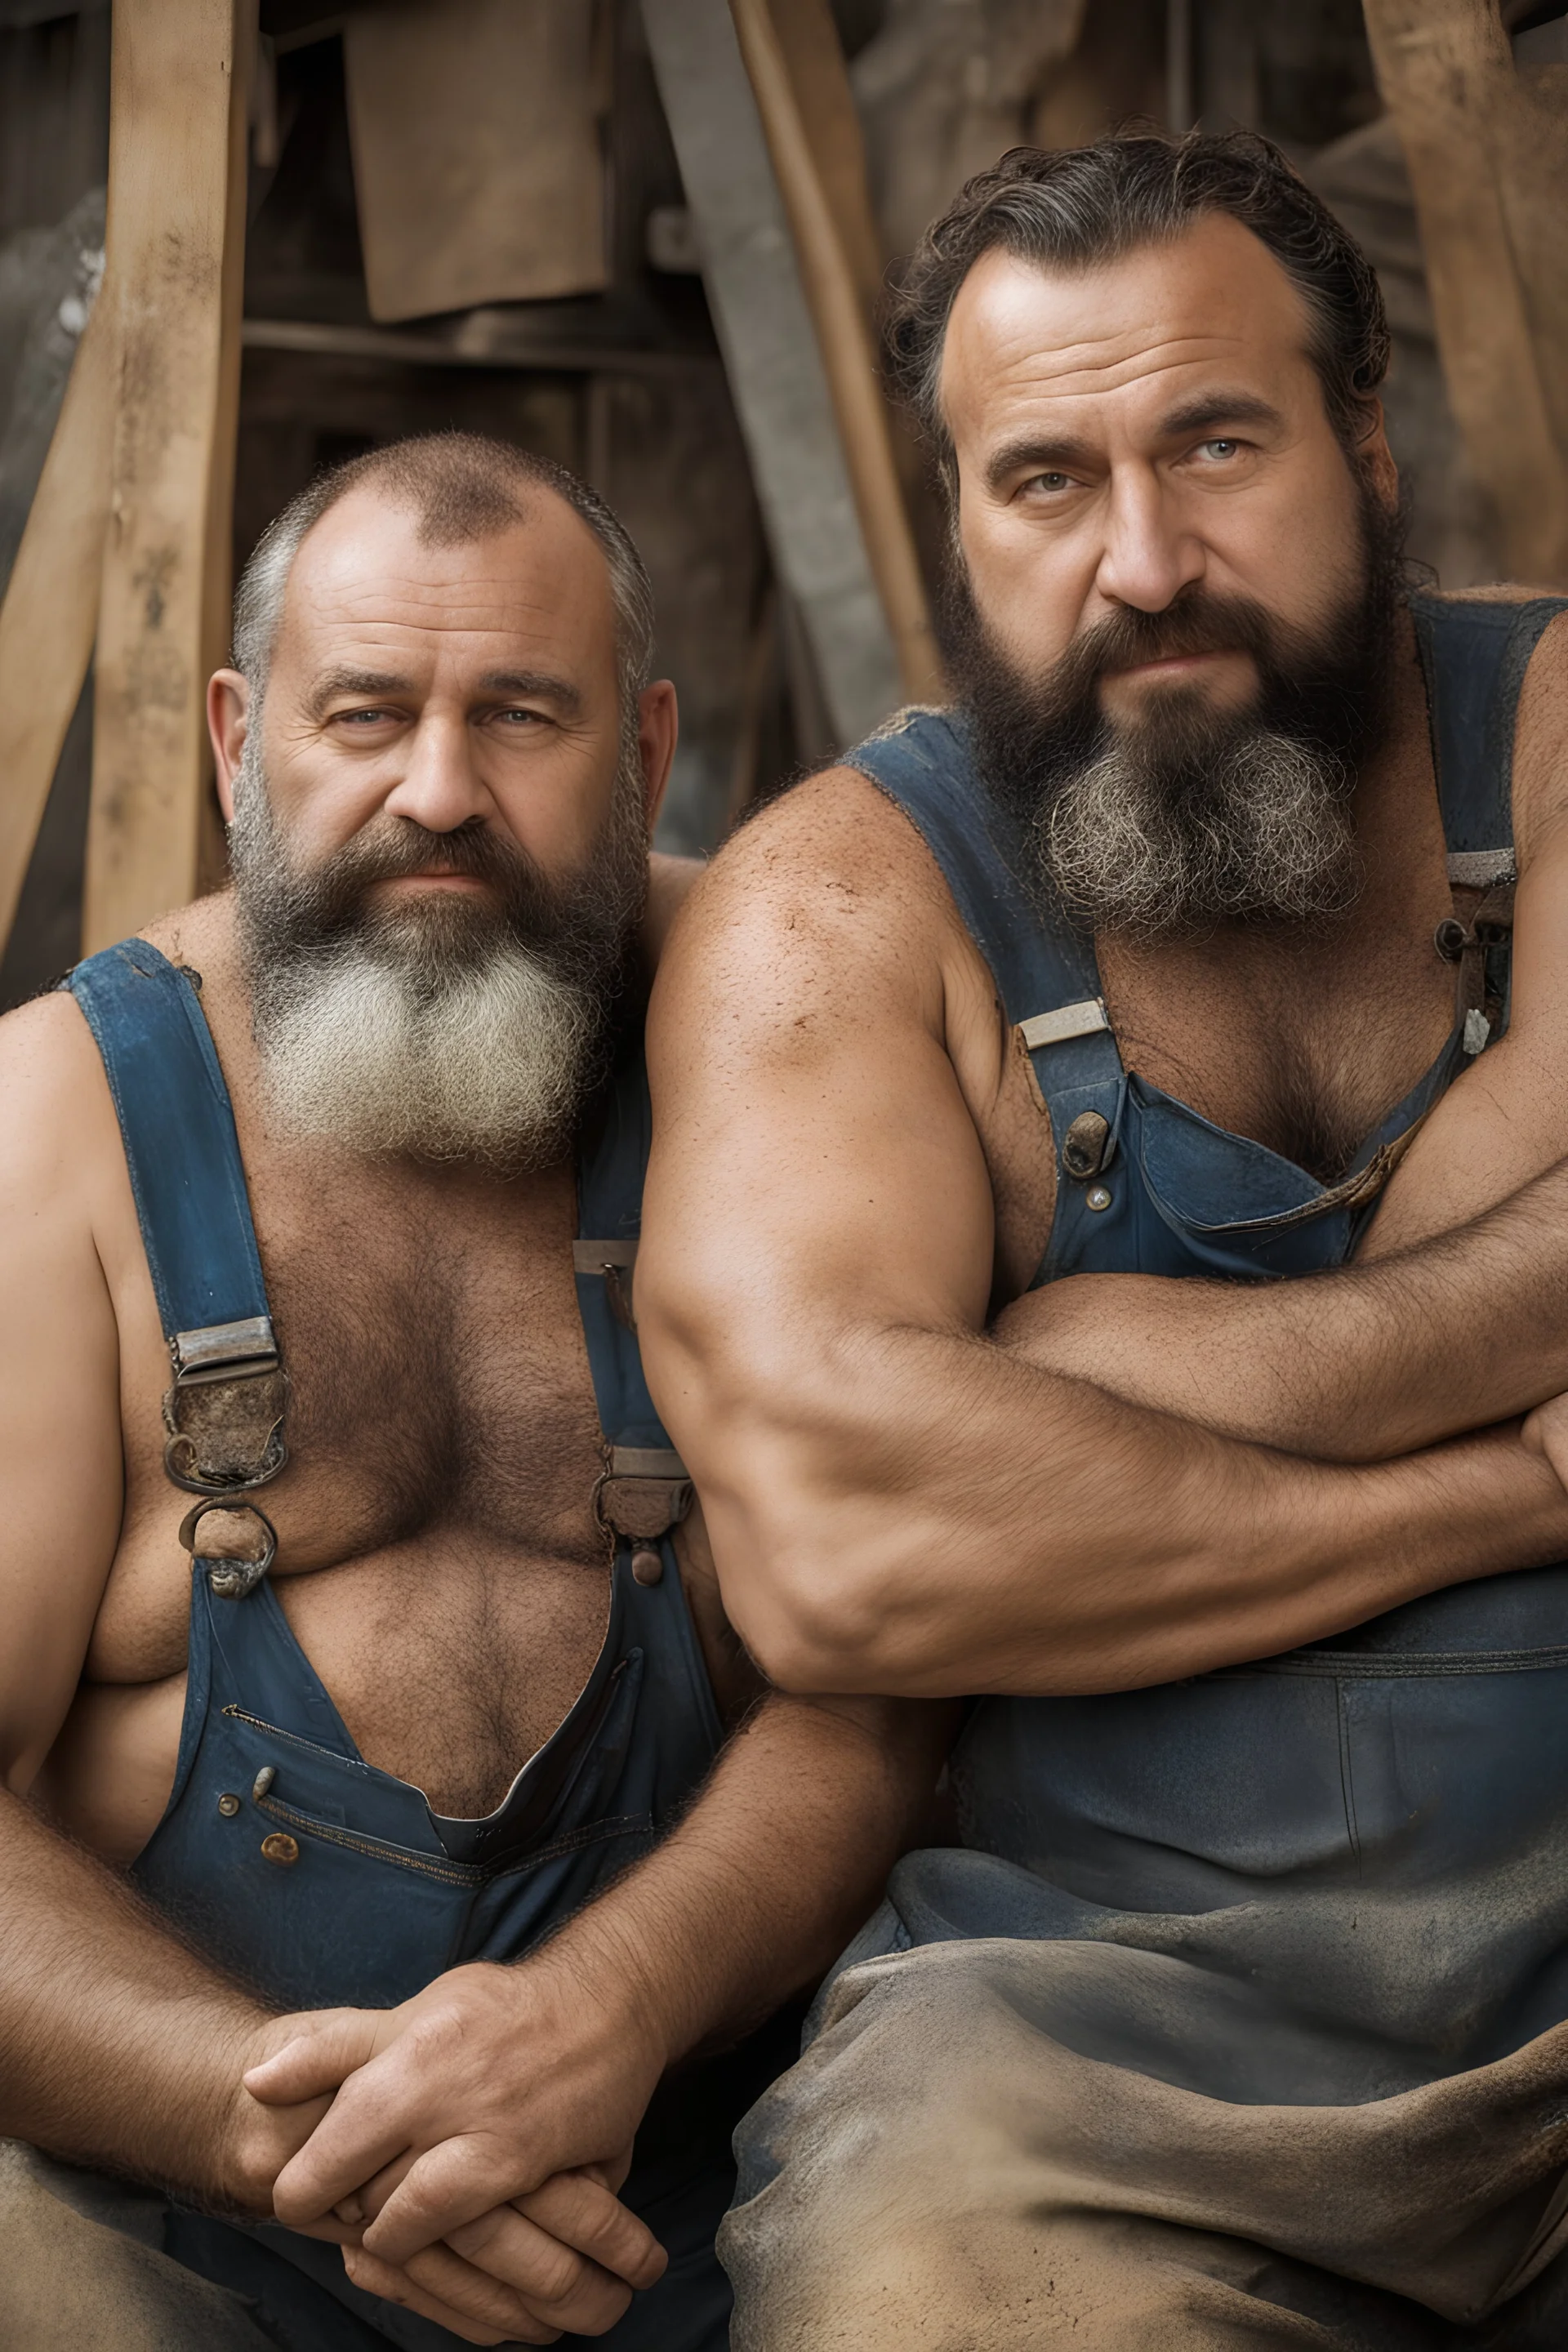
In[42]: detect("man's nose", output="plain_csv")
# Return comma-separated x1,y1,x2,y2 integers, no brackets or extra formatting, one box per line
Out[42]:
1093,464,1205,614
381,711,493,833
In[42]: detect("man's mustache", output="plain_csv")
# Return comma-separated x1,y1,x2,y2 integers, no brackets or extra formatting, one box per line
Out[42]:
1035,589,1281,713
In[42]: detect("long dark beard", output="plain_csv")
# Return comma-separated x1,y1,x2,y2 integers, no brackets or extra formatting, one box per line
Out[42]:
229,736,648,1170
947,478,1407,940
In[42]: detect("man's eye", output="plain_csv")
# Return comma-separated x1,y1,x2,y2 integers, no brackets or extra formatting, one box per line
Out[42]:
1198,439,1240,459
497,707,546,724
338,707,393,724
1025,471,1072,494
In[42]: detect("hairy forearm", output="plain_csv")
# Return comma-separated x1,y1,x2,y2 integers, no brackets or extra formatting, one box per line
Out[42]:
0,1784,274,2198
997,1152,1568,1463
539,1693,946,2065
687,1320,1568,1696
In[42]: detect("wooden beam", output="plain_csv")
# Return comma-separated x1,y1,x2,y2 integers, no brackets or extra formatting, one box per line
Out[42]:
642,0,902,745
730,0,942,705
0,298,113,957
1363,0,1568,584
83,0,252,956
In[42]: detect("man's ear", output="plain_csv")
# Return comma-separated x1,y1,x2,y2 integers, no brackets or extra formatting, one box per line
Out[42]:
636,679,679,835
208,670,251,825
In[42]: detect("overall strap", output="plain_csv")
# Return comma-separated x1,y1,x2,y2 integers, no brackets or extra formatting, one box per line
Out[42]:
65,939,287,1594
1411,591,1568,1045
844,706,1125,1195
1410,590,1568,875
573,1043,691,1565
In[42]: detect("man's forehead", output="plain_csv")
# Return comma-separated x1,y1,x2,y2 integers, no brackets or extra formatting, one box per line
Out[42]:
276,484,614,670
941,215,1314,445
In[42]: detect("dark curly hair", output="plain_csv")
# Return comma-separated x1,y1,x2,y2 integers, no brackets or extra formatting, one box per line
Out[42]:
886,130,1390,501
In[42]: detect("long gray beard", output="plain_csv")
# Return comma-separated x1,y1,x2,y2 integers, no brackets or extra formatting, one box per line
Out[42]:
1037,724,1360,938
229,733,641,1170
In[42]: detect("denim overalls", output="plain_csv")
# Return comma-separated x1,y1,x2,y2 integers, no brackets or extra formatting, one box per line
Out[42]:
826,591,1568,2102
63,941,782,2351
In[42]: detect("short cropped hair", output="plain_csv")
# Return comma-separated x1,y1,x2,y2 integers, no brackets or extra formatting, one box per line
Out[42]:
886,130,1391,497
232,431,656,710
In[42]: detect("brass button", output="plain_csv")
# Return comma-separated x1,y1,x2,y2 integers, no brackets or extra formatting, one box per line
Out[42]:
630,1546,664,1587
1062,1110,1110,1181
216,1793,241,1818
1085,1183,1113,1213
260,1832,299,1868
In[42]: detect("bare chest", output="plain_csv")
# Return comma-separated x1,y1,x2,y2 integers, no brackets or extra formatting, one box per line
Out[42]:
970,905,1459,1302
85,1149,613,1818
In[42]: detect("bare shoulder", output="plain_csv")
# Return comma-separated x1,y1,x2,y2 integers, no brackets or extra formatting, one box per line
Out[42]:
1510,605,1568,868
659,764,968,1027
0,988,114,1207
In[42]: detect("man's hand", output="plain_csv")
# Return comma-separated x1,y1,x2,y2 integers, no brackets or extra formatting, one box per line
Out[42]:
245,1957,669,2278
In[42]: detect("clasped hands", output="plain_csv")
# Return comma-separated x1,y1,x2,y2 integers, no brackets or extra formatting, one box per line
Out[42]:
234,1953,671,2345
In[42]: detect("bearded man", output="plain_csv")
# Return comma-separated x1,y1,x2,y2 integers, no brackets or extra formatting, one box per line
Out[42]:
639,135,1568,2345
0,433,940,2351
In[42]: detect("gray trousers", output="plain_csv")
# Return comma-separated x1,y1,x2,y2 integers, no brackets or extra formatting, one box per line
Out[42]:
720,1938,1568,2350
0,2140,275,2350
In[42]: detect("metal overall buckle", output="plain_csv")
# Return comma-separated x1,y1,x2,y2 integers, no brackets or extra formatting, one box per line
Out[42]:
162,1316,289,1596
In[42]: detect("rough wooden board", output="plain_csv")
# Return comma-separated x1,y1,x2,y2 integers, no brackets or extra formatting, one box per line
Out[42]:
84,0,252,953
0,293,111,956
764,0,884,319
343,0,608,326
1364,0,1568,585
642,0,900,746
732,0,940,702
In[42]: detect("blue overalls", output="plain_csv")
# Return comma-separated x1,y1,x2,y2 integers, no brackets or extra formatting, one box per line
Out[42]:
62,941,782,2352
820,589,1568,2097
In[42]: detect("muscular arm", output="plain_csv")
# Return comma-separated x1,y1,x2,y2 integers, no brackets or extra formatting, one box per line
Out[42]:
987,612,1568,1460
635,778,1568,1699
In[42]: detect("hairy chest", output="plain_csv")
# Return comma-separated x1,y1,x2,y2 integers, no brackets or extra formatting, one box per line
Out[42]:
95,1152,610,1683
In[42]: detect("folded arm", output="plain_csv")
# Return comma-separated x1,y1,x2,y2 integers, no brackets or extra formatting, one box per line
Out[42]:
993,688,1568,1460
635,779,1568,1699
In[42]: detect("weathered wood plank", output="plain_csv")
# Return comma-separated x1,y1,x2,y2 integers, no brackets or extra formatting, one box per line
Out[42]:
732,0,940,704
343,0,609,326
0,296,112,956
1364,0,1568,584
83,0,252,955
642,0,902,746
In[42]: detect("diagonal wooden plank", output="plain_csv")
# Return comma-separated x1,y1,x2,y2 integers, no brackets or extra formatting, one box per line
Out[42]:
733,0,942,704
642,0,902,745
83,0,253,956
0,296,114,958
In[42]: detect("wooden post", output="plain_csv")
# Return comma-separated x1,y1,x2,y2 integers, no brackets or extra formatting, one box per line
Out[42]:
1363,0,1568,585
83,0,253,955
0,299,114,956
729,0,943,705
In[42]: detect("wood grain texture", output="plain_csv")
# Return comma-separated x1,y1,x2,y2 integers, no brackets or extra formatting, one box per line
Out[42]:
730,0,942,703
0,297,111,956
1364,0,1568,584
84,0,252,954
344,0,608,325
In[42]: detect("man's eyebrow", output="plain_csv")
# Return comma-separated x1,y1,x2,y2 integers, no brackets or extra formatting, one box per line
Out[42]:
308,666,412,717
1157,391,1285,439
983,433,1100,491
476,669,582,712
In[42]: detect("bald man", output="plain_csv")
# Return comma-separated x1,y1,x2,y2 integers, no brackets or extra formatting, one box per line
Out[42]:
0,434,938,2351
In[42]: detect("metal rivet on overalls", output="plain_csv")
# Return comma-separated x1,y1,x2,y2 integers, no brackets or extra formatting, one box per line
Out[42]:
260,1832,299,1868
216,1793,241,1818
1085,1183,1113,1213
252,1766,275,1802
1062,1110,1110,1181
630,1546,664,1587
